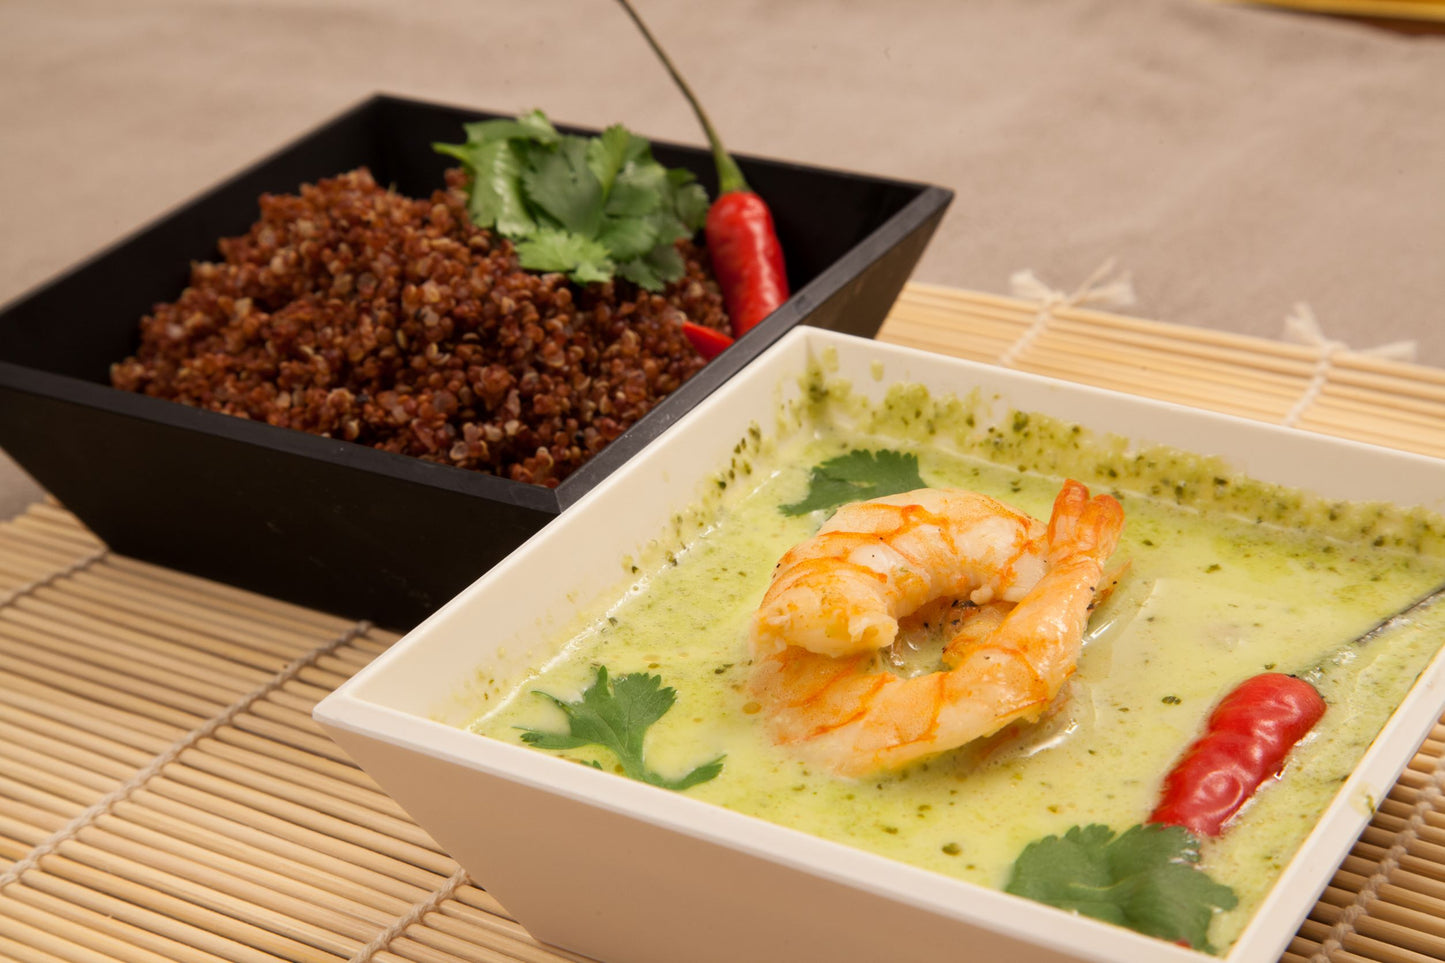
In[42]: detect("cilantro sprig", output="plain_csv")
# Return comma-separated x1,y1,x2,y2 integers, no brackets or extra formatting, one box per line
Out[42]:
517,665,724,791
435,110,709,290
1005,823,1237,952
780,448,928,516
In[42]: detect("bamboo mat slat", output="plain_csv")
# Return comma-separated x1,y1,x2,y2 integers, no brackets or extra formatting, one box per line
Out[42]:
880,283,1445,459
0,282,1443,963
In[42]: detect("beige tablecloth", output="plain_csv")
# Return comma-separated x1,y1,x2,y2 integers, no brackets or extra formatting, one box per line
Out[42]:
1,0,1443,516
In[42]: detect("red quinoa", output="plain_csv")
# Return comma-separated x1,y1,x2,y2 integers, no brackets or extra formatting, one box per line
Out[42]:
110,168,731,487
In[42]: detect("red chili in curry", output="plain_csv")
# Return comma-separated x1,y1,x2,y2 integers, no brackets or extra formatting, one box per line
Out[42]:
1150,672,1326,838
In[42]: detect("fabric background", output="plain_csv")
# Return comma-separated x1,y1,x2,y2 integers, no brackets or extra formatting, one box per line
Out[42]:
1,0,1441,516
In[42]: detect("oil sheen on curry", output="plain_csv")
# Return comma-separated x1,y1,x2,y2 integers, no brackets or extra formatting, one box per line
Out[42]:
469,372,1445,954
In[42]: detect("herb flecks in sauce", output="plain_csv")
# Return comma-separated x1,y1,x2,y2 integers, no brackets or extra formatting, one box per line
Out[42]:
471,365,1445,955
831,373,1445,555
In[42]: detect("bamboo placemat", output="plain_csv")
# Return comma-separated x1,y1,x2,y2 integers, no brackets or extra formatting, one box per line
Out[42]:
2,282,1444,963
881,282,1445,461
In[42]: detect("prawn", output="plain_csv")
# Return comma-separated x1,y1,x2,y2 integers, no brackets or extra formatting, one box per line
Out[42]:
751,488,1053,660
748,480,1124,777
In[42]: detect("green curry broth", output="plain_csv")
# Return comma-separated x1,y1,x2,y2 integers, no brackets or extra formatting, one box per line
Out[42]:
468,375,1445,954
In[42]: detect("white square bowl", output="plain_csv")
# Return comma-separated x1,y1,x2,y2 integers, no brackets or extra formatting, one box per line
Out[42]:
314,327,1445,963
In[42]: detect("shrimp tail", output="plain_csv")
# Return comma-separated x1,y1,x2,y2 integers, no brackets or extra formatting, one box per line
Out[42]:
1047,479,1124,564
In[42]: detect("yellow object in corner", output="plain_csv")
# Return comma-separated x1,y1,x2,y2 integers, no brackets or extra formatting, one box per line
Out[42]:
1215,0,1445,22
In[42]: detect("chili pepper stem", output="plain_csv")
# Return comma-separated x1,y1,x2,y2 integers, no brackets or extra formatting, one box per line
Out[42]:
613,0,749,195
616,0,789,337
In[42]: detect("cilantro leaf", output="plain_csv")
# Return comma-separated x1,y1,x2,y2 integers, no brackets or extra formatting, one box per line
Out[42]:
780,449,928,516
607,162,667,218
514,228,614,285
435,110,711,290
517,665,724,791
669,169,711,230
618,242,686,291
586,124,634,197
472,141,537,238
460,109,560,148
597,215,660,262
523,137,604,237
645,203,693,247
434,111,558,238
1005,823,1237,952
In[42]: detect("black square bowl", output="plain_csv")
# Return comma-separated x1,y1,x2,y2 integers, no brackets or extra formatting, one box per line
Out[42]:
0,94,952,630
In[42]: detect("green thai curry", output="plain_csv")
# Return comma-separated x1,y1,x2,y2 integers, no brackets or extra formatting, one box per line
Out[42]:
469,371,1445,954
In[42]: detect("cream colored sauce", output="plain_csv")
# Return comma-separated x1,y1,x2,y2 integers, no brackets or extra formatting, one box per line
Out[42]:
469,385,1445,955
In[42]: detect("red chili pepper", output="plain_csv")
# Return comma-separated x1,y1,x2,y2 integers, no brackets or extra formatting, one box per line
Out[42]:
705,187,788,336
1150,673,1325,838
680,320,734,360
615,0,790,338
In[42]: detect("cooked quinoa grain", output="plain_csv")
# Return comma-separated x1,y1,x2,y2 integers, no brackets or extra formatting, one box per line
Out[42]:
110,168,731,487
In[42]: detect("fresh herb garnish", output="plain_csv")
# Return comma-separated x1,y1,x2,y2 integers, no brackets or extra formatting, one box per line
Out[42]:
435,110,710,290
780,448,927,516
518,665,724,790
1004,823,1236,952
